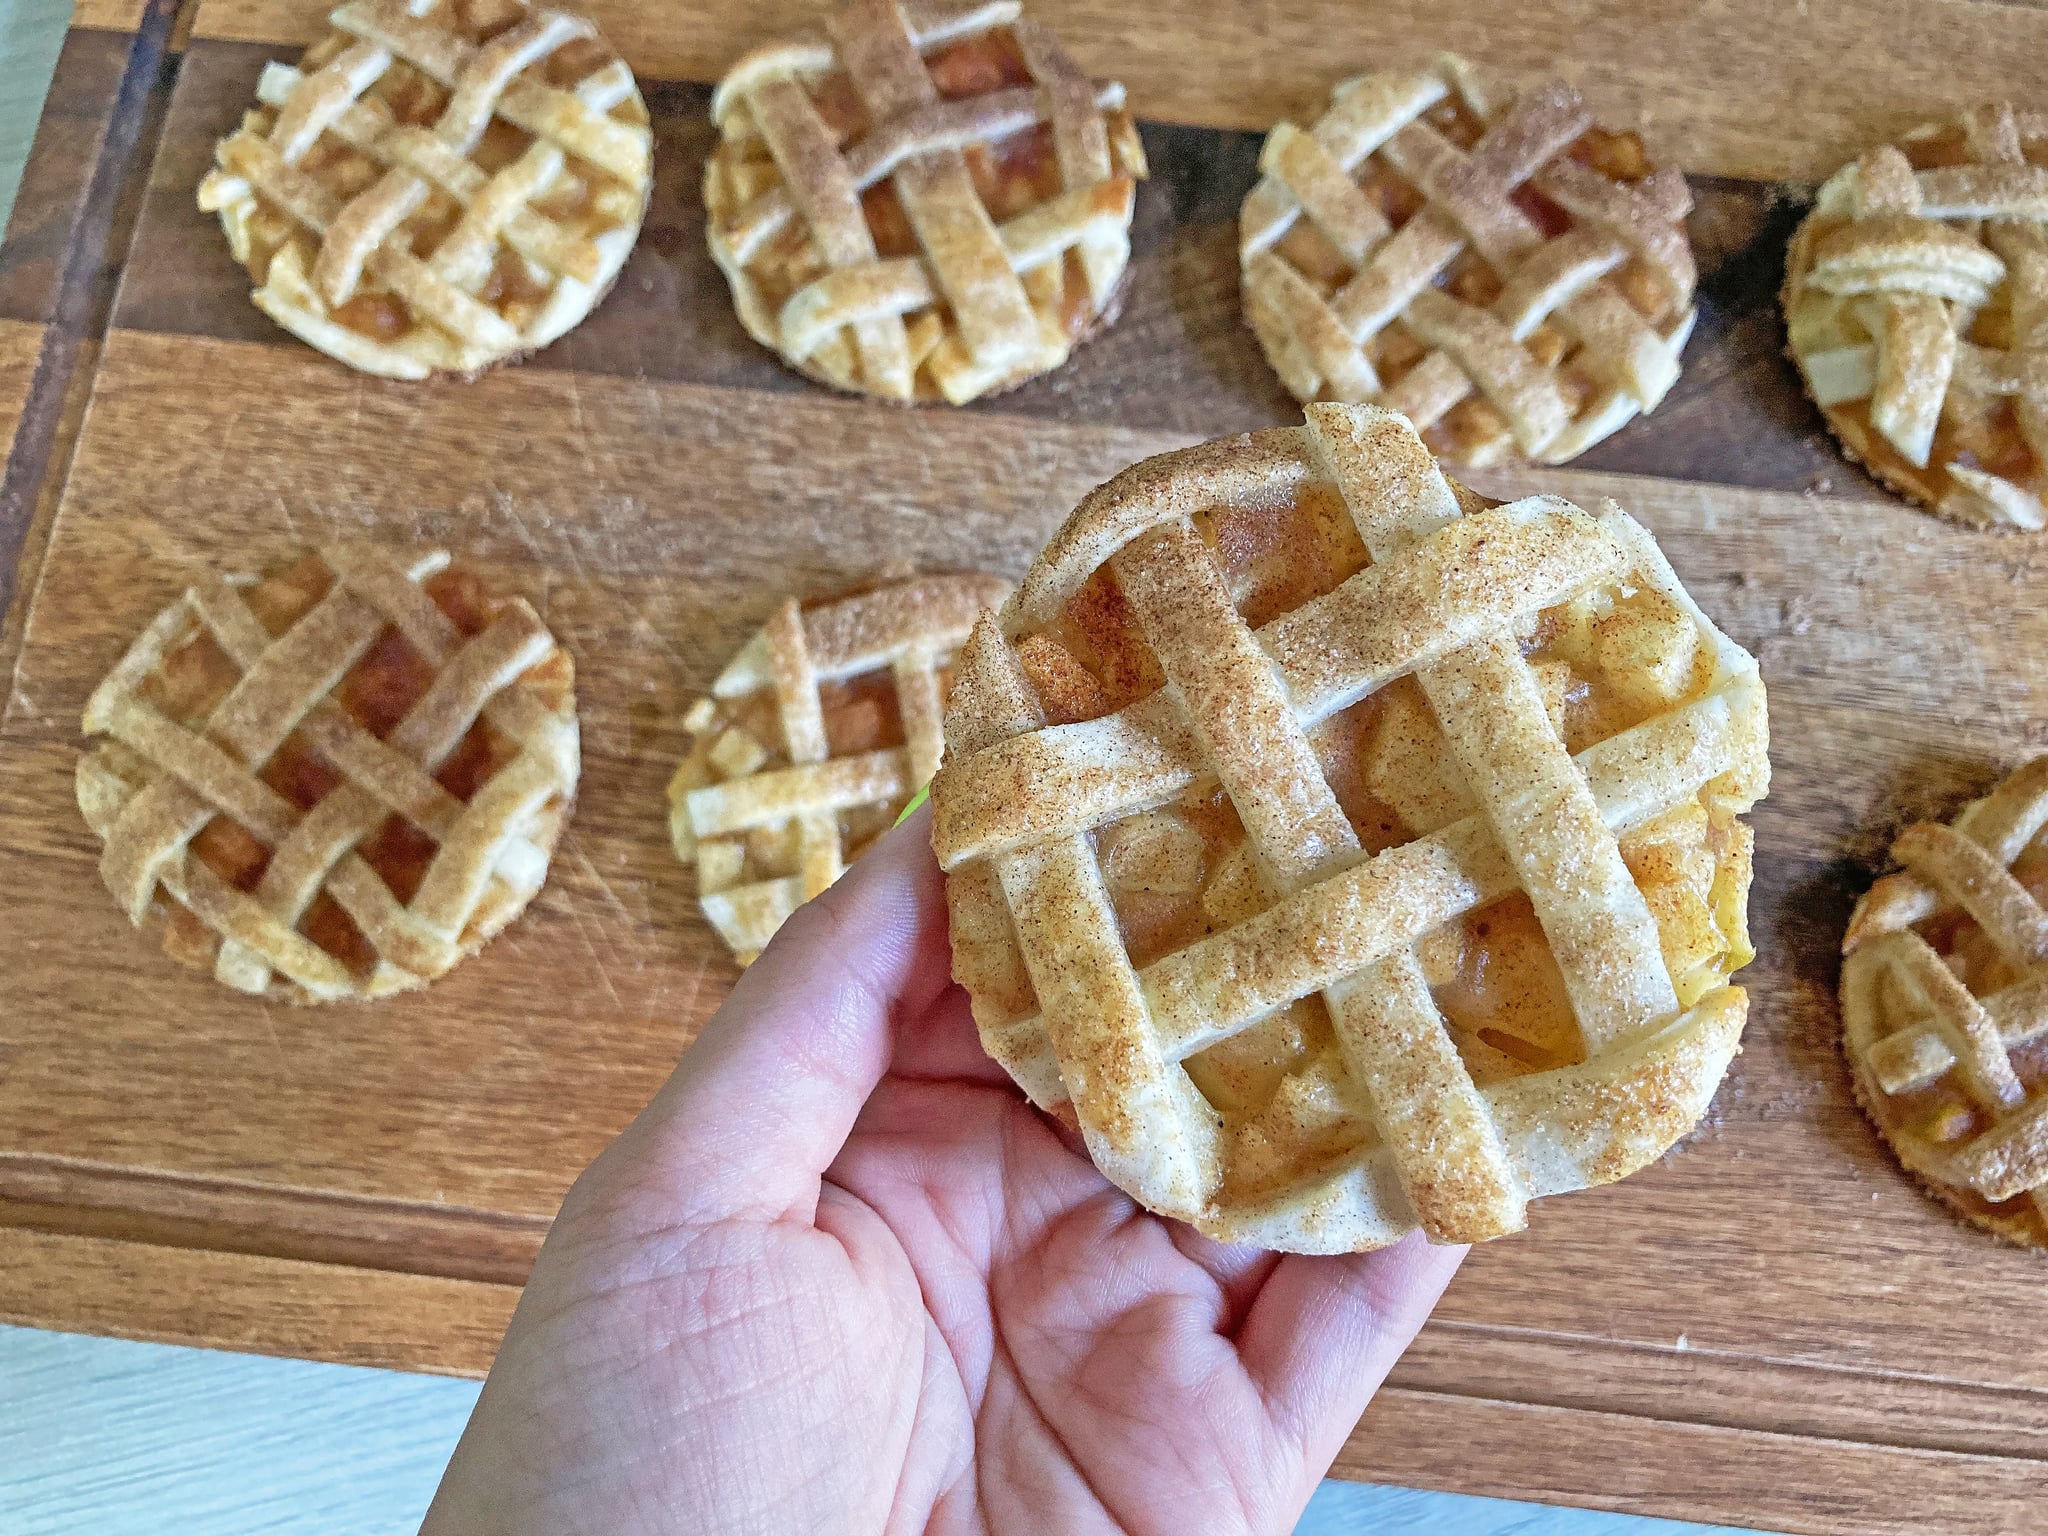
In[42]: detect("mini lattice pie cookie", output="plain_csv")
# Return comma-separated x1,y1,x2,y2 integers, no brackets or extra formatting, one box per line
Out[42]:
77,545,579,1002
1240,56,1696,468
704,0,1147,404
197,0,651,379
930,405,1769,1253
1841,759,2048,1247
1785,105,2048,529
670,571,1009,962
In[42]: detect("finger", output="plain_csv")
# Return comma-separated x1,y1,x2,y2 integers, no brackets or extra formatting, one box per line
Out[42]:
597,806,954,1225
1234,1233,1464,1464
883,976,1017,1089
1165,1226,1281,1330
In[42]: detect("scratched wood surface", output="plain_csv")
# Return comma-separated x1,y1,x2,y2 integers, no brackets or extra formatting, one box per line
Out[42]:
3,2,2048,1532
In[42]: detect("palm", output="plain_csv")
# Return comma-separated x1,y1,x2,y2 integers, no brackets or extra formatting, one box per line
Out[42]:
425,819,1459,1536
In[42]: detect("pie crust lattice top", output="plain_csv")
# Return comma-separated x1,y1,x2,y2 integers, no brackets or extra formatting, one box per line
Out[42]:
932,405,1768,1253
1842,758,2048,1247
198,0,652,379
705,0,1147,403
670,571,1010,962
1240,55,1697,468
77,545,579,1003
1785,103,2048,530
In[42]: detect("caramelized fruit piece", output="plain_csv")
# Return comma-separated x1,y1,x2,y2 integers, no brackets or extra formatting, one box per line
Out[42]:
332,293,412,342
1430,893,1584,1072
925,28,1033,97
820,672,906,755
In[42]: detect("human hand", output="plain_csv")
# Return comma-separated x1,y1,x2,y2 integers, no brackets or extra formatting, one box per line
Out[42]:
422,809,1463,1536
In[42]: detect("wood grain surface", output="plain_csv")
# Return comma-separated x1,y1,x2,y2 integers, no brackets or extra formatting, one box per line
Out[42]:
0,318,37,441
1,2,178,663
0,1226,519,1373
184,0,2048,182
72,0,154,28
3,2,2048,1532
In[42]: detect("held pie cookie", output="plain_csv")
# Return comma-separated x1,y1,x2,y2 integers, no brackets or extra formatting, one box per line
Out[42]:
930,405,1769,1253
670,571,1009,962
77,545,579,1002
1841,759,2048,1246
197,0,652,379
1240,56,1697,468
704,0,1147,404
1785,104,2048,530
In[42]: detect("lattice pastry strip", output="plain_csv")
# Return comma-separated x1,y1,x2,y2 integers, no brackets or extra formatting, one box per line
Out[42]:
77,545,580,1002
1240,55,1696,469
933,405,1768,1252
705,0,1147,403
1785,103,2048,528
1842,758,2048,1246
669,571,1009,963
199,0,651,379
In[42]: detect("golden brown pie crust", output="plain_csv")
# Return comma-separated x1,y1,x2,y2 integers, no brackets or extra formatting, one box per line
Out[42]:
1841,759,2048,1247
198,0,651,379
931,405,1769,1253
669,571,1010,963
1239,54,1697,468
704,0,1146,404
77,546,578,1002
1785,104,2048,530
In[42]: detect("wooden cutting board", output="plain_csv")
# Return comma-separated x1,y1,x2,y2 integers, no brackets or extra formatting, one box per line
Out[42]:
5,2,2048,1531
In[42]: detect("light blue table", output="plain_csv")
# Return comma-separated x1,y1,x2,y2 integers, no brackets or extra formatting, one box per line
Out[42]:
0,7,1771,1529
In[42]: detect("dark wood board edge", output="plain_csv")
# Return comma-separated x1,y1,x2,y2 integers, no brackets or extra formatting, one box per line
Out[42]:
0,28,145,326
0,5,187,672
1389,1321,2048,1464
9,1123,2047,1473
0,331,99,684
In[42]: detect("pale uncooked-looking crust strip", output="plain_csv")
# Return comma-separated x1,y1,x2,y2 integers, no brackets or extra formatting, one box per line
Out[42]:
252,58,628,287
829,0,1039,374
1787,103,2048,528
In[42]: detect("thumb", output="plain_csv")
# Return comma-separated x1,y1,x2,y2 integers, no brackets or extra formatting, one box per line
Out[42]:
1237,1234,1464,1480
588,805,954,1227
